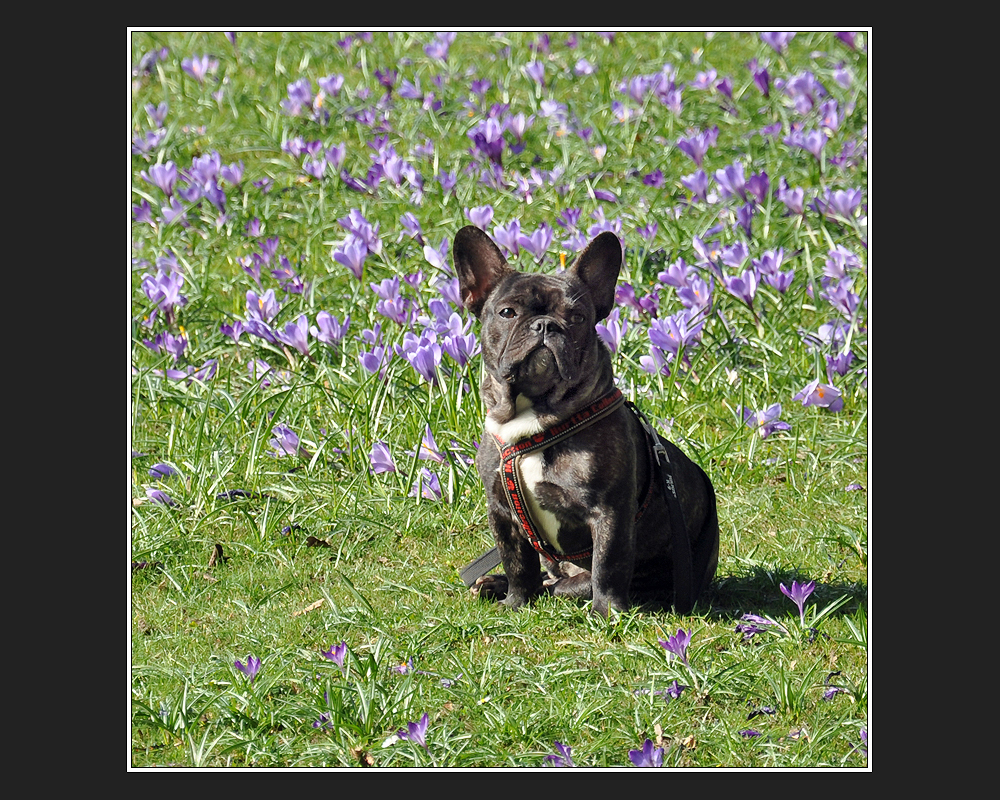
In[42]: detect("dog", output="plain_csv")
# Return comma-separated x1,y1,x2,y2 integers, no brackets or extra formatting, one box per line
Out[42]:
453,225,719,617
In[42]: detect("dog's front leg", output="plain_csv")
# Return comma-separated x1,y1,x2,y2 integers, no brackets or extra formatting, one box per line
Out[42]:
478,510,544,609
589,512,636,617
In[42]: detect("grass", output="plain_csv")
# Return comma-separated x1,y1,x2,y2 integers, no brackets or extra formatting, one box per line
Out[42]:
130,29,869,769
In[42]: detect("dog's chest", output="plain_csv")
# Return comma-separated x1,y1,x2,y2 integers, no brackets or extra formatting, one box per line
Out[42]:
486,397,568,553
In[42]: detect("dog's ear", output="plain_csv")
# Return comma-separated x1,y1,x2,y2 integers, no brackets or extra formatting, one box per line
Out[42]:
453,226,514,318
571,231,623,322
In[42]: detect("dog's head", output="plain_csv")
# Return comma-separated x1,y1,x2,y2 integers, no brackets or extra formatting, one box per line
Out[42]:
454,225,623,422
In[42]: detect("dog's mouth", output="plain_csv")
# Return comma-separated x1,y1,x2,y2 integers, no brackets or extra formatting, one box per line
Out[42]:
504,342,574,389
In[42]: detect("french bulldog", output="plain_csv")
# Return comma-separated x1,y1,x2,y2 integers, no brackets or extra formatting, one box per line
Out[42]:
453,225,719,617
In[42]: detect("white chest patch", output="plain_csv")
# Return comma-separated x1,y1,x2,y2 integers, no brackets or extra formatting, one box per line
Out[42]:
485,394,544,442
485,395,565,553
517,451,564,552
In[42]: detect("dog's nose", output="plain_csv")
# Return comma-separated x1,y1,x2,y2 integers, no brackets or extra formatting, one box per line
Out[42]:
530,317,563,336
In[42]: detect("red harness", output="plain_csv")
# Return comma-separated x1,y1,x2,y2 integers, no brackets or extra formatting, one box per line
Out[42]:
491,388,655,563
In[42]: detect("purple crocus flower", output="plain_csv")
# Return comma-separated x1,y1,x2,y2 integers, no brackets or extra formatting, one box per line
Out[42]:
282,78,313,116
410,468,442,500
681,169,709,202
544,742,576,768
812,188,864,222
596,308,628,354
777,181,806,216
723,268,759,307
793,379,844,412
637,220,659,242
639,346,671,377
780,579,816,625
556,207,582,231
132,200,154,224
271,256,306,294
322,641,348,669
517,223,554,260
761,32,796,53
145,101,169,128
465,205,494,231
820,280,860,319
436,170,457,194
275,314,311,357
369,441,396,474
442,331,480,366
393,657,414,675
334,237,368,281
735,613,777,640
339,209,382,254
658,628,692,666
303,158,326,179
746,171,770,204
657,257,692,289
310,311,350,346
629,739,663,768
648,309,705,358
423,237,451,273
146,487,176,506
269,423,306,458
524,60,545,85
181,54,218,83
492,220,521,257
141,269,187,321
676,127,718,167
190,359,218,384
826,351,855,381
360,345,391,379
375,289,414,327
401,335,442,383
692,234,723,273
748,59,770,97
714,162,748,201
397,713,429,749
375,67,398,95
399,211,424,244
143,331,186,361
149,463,177,480
234,655,261,683
763,269,795,293
741,404,791,439
676,275,713,311
141,161,178,196
664,680,687,700
246,289,280,323
417,426,446,463
424,31,456,62
752,248,785,277
160,197,188,226
469,117,505,165
720,242,749,271
430,279,459,311
688,68,717,91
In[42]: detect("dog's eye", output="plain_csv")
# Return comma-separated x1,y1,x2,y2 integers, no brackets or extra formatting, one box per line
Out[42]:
499,307,517,319
570,313,585,325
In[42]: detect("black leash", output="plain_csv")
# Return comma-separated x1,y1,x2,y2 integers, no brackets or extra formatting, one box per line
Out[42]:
459,399,696,614
626,403,695,615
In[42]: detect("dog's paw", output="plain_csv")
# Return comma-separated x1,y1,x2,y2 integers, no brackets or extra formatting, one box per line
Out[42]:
472,573,508,601
546,571,593,599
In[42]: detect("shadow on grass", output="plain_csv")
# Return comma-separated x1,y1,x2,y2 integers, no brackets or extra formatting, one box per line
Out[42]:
698,566,868,621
